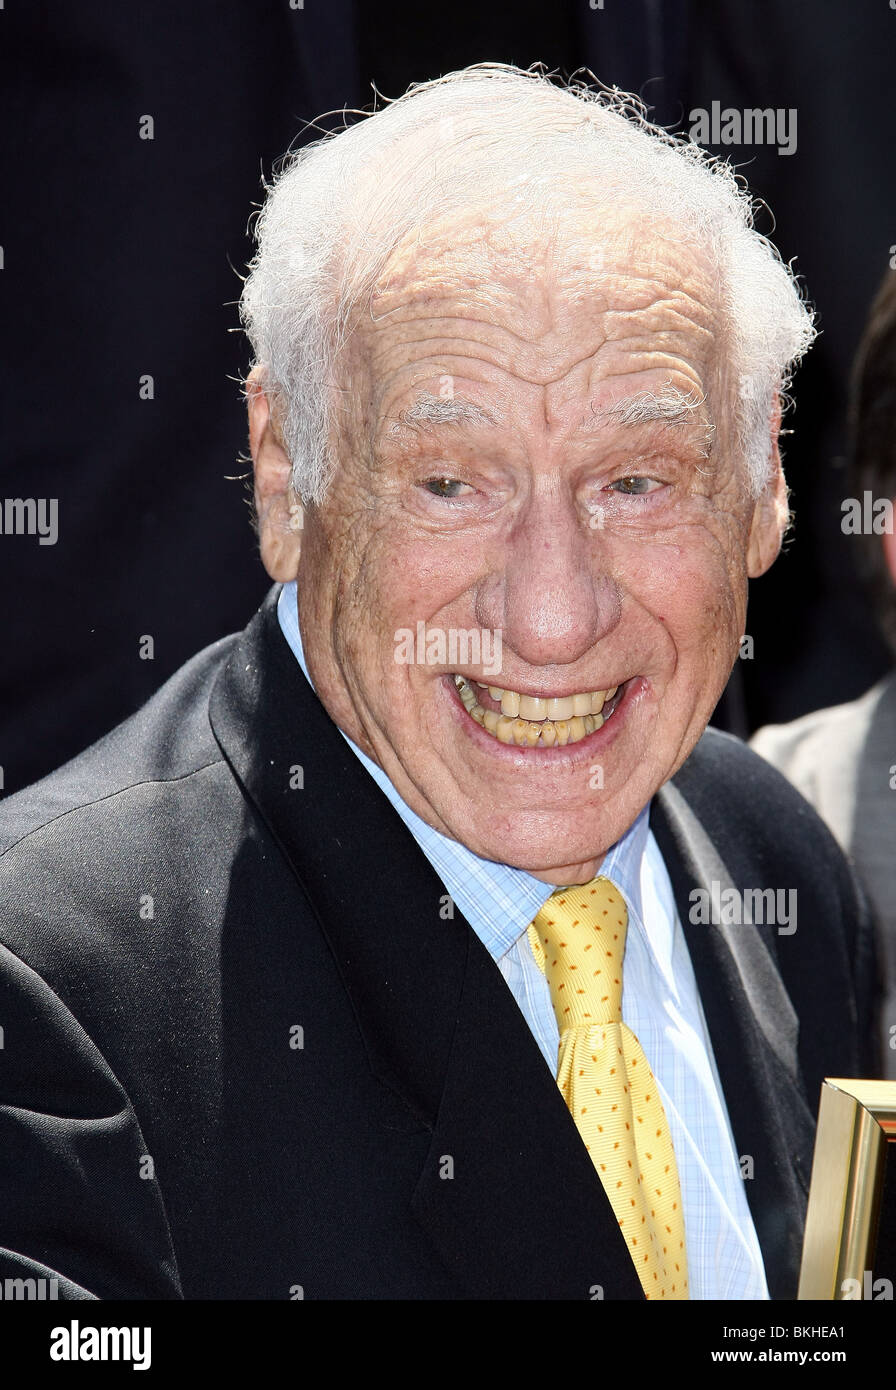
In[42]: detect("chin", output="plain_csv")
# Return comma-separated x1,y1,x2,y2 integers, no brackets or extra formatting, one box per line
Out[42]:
445,804,633,876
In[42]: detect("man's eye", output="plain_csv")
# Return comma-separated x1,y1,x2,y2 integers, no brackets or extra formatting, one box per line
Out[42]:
608,476,662,495
423,477,472,499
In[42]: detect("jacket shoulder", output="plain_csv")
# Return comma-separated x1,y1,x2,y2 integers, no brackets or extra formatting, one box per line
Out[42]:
659,724,881,1075
668,723,843,857
661,723,877,921
0,631,239,857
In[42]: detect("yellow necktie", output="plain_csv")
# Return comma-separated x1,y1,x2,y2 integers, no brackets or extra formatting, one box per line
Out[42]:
528,877,689,1299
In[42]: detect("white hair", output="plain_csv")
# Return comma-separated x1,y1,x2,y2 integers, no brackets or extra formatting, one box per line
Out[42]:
239,62,815,504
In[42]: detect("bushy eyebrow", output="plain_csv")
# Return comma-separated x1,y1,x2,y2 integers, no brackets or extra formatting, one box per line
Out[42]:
585,386,716,458
387,385,715,458
389,392,499,434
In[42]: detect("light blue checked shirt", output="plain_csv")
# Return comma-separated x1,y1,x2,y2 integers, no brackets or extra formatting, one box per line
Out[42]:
278,581,769,1299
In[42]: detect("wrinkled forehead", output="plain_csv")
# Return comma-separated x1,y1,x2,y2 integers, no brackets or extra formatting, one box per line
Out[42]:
348,197,729,419
370,195,721,325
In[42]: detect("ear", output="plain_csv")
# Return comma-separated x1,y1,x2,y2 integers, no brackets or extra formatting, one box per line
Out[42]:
746,393,788,579
246,367,303,581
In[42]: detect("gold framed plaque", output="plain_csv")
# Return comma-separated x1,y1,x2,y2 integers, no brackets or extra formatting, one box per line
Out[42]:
798,1078,896,1300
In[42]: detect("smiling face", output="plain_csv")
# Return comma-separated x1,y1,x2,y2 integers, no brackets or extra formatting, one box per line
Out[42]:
250,199,786,884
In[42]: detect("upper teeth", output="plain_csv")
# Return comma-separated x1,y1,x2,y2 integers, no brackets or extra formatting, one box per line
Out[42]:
481,684,615,722
452,675,621,748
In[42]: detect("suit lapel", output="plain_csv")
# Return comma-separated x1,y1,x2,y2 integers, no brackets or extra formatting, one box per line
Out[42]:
209,588,643,1298
410,932,644,1299
652,775,817,1299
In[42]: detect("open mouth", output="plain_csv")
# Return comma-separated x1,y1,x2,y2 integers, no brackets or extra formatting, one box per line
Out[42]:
452,675,626,747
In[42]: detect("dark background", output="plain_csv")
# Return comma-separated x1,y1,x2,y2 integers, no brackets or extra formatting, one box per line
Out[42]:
2,0,894,794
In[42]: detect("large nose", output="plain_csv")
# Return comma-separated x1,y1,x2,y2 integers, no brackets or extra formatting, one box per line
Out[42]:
476,483,621,670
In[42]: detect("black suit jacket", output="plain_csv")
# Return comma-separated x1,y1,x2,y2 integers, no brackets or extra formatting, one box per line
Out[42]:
0,587,879,1300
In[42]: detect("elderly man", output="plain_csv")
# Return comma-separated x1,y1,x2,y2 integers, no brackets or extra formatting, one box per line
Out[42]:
0,64,877,1302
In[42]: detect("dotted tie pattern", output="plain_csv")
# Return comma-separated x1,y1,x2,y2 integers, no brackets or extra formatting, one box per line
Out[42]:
528,876,689,1300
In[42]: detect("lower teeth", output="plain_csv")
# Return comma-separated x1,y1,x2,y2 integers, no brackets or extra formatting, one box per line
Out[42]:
454,677,616,747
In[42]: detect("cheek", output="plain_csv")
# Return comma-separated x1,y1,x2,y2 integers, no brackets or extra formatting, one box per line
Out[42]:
356,525,477,630
625,531,745,651
332,537,453,693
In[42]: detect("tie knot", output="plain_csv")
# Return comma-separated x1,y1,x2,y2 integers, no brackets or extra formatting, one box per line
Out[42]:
528,877,629,1028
